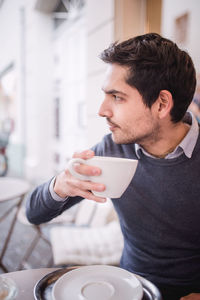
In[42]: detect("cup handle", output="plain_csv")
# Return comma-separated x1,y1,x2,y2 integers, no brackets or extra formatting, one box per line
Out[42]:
68,158,89,181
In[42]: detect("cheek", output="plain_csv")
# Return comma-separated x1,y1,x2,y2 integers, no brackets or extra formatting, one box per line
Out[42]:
119,112,137,130
114,103,149,128
125,110,153,131
122,107,142,124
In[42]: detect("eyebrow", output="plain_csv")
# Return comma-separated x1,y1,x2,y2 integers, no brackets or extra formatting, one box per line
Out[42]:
102,88,128,96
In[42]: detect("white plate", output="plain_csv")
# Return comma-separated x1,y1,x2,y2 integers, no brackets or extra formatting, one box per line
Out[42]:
52,265,143,300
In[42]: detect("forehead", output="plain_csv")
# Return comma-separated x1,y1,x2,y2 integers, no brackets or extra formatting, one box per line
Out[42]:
102,64,145,102
103,64,128,85
102,64,137,96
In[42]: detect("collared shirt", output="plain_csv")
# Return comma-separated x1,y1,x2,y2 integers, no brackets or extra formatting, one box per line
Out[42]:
135,111,199,159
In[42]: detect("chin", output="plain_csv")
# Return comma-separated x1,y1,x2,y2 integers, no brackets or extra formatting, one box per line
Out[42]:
111,133,121,144
111,133,134,144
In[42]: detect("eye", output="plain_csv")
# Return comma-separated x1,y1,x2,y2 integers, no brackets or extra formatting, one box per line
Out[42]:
113,94,123,102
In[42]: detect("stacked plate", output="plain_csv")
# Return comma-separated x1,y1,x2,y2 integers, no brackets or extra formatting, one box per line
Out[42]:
52,265,143,300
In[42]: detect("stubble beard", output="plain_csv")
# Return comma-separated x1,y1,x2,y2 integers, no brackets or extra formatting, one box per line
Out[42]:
112,122,161,146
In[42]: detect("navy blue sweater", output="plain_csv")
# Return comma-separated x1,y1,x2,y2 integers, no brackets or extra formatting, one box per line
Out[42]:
26,133,200,289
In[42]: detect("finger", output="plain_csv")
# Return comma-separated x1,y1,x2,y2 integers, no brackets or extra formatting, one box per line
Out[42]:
73,149,94,159
73,178,105,193
79,190,107,203
74,163,101,176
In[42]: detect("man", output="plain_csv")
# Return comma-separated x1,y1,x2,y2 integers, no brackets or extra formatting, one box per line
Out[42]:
26,33,200,300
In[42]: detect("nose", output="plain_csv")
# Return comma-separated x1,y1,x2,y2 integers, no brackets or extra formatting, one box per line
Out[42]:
98,98,112,118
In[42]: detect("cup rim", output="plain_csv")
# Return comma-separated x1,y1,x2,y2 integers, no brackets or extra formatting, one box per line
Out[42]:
89,156,138,163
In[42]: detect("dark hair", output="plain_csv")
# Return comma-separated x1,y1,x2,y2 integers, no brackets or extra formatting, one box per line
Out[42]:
100,33,196,123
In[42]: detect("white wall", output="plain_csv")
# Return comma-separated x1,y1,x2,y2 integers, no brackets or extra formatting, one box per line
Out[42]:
52,15,87,174
161,0,200,73
24,4,54,183
85,0,114,148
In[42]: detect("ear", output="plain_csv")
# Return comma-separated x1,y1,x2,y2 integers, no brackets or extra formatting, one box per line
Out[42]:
156,90,173,119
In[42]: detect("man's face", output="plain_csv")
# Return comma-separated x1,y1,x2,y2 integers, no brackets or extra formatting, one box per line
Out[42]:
98,64,160,145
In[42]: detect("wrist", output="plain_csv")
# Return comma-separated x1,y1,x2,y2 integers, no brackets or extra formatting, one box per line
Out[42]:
49,177,68,201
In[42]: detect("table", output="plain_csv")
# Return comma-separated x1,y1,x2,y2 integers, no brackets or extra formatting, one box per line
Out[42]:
1,267,163,300
0,177,30,272
2,268,58,300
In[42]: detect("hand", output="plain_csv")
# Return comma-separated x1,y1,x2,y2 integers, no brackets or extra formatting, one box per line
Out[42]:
53,150,106,203
180,293,200,300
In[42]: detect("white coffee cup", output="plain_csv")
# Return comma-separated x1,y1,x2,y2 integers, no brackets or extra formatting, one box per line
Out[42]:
68,156,138,198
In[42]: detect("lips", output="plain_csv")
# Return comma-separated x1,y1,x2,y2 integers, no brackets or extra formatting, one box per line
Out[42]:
106,119,119,131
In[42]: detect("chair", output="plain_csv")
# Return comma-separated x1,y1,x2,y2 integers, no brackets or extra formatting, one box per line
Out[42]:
0,177,30,272
17,204,79,270
50,199,124,267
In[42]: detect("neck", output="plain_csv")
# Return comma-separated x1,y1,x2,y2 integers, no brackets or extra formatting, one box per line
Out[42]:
141,121,190,158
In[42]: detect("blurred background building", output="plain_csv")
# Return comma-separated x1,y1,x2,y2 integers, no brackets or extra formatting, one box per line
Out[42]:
0,0,200,184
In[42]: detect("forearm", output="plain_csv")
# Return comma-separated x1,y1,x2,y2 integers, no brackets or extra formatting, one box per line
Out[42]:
26,179,82,225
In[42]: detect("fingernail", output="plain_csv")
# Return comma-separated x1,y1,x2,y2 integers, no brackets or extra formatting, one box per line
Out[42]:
97,184,105,191
92,169,100,175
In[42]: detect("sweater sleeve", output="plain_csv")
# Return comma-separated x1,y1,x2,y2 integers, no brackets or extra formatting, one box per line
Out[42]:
26,179,83,225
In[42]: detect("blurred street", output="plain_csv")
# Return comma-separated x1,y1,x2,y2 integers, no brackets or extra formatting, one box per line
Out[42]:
0,194,53,274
